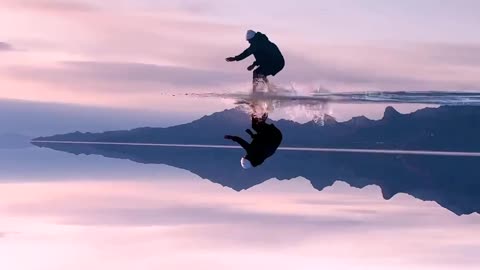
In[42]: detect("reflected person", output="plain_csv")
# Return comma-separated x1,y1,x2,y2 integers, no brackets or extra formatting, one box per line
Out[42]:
224,113,283,169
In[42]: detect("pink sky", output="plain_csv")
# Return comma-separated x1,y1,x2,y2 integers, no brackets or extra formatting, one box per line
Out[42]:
1,0,480,115
1,177,479,270
2,3,480,268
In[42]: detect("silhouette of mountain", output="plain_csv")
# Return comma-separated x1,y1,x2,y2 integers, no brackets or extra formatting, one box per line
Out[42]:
35,105,480,152
32,105,480,215
32,141,480,216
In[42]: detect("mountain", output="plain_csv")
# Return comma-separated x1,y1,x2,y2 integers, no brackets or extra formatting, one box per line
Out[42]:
32,105,480,215
35,105,480,152
32,140,480,216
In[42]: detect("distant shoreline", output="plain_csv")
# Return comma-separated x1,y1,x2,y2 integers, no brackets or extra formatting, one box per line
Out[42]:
32,140,480,157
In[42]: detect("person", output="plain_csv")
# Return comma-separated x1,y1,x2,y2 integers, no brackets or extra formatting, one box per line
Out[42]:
226,30,285,91
224,113,283,169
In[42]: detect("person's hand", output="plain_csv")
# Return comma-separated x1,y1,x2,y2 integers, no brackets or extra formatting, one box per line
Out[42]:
225,57,235,62
247,64,255,71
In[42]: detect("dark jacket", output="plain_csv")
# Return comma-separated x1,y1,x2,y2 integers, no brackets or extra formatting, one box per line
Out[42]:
229,123,283,167
233,32,285,75
246,123,283,166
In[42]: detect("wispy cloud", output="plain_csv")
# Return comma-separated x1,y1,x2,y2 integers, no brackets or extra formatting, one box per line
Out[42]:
0,42,13,51
3,0,96,13
2,179,479,269
2,0,480,111
6,61,244,91
419,43,480,67
48,204,364,228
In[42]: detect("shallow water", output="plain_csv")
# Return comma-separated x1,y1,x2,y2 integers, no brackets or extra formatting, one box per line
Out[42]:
190,90,480,106
1,145,479,270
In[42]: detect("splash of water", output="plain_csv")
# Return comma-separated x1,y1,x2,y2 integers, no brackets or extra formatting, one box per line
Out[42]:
186,84,480,124
232,82,332,125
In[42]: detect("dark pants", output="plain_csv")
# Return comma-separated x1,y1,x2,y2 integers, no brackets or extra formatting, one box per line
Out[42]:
252,63,284,89
227,114,268,152
254,65,279,79
251,114,268,133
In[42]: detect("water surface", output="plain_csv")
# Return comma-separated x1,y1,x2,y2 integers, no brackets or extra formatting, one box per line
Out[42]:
1,146,479,270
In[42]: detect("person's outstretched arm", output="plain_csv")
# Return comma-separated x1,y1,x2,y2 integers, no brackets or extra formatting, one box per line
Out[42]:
234,47,253,61
225,135,251,151
226,44,257,62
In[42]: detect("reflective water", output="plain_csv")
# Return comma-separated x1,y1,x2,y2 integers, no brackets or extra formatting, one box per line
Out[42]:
190,90,480,106
1,145,479,270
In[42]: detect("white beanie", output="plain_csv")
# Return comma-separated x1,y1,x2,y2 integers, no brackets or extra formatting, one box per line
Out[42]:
241,157,253,169
246,30,256,40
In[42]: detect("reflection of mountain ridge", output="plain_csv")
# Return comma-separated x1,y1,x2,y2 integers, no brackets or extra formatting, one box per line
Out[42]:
33,105,480,215
33,141,480,216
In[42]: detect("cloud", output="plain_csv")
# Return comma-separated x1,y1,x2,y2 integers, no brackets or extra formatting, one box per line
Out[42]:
0,42,13,51
3,0,96,13
420,43,480,67
0,232,17,239
61,61,242,86
174,0,216,14
9,201,363,228
2,0,480,108
6,61,244,91
7,48,480,98
281,51,422,86
278,44,480,91
3,178,479,266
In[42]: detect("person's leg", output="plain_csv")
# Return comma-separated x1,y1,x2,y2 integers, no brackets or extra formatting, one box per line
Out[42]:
251,113,268,133
225,135,251,151
252,67,268,92
251,114,260,132
259,66,277,92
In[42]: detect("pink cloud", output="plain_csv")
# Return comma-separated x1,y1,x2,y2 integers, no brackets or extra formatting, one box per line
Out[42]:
2,0,480,113
0,42,14,51
0,179,479,270
3,0,96,12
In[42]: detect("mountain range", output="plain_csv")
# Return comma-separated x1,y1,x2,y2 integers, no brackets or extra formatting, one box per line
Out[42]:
35,105,480,152
32,140,480,216
32,105,480,215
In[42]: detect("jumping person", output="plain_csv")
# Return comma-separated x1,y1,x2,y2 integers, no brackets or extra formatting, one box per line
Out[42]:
226,30,285,91
224,113,283,169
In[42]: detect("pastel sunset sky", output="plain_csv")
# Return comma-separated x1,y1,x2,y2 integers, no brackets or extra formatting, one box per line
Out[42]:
1,0,480,133
2,3,480,268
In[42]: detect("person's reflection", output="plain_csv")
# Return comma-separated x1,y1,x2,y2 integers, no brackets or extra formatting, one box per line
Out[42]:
224,113,283,169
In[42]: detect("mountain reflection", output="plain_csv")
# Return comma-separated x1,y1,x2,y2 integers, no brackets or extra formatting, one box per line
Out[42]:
32,141,480,216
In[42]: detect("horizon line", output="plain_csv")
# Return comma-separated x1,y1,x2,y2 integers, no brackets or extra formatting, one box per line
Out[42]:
31,140,480,157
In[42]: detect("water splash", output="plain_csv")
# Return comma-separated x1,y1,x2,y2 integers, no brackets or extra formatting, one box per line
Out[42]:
227,82,331,124
188,89,480,105
186,86,480,124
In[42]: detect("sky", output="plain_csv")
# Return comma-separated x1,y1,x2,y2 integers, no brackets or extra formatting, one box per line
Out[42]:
1,0,480,134
2,3,480,268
